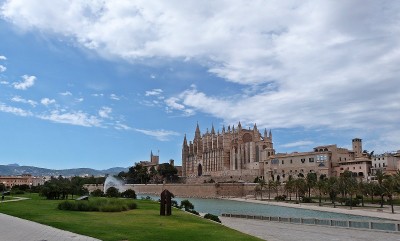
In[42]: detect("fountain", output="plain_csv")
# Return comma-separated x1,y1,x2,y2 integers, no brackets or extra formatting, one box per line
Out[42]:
103,176,125,193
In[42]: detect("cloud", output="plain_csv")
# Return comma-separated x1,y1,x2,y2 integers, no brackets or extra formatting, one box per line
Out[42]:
2,1,400,149
165,96,194,116
134,128,179,141
75,97,84,102
0,102,32,117
98,106,112,119
0,55,6,60
145,89,163,96
281,141,315,148
11,96,37,107
38,110,102,127
40,98,56,106
114,122,132,130
59,91,72,96
110,94,120,100
0,81,9,85
12,75,36,90
0,65,6,72
91,93,104,97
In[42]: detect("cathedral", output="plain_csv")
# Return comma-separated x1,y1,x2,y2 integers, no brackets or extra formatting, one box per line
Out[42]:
182,122,275,182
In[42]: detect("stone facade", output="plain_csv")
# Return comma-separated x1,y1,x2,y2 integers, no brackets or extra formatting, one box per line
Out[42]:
264,138,372,182
182,122,275,183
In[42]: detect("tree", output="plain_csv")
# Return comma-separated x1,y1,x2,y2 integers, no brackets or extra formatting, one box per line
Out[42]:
105,187,120,198
284,176,294,201
267,180,276,200
119,163,150,184
327,177,339,207
306,172,317,198
90,189,104,197
256,179,266,200
375,170,387,208
157,163,178,183
382,175,398,213
316,176,327,206
293,178,306,202
121,189,137,199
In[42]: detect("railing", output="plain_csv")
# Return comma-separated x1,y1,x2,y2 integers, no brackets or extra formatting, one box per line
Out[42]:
221,213,400,232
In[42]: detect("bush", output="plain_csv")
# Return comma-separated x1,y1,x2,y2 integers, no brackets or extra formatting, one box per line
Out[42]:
274,195,286,201
301,197,313,203
58,198,137,212
180,199,194,211
121,189,136,199
141,196,152,200
171,200,179,208
90,189,104,197
187,209,200,215
105,187,120,198
204,213,221,223
344,198,360,207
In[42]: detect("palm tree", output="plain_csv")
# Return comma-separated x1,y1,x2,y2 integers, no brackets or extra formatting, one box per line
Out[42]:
294,178,306,202
285,176,294,201
256,179,267,200
306,172,317,198
267,180,276,200
327,177,339,207
375,170,387,208
382,175,396,214
316,176,327,206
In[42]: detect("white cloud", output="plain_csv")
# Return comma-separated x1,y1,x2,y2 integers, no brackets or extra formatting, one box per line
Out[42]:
0,55,6,60
0,81,9,85
59,91,72,96
40,98,56,106
134,128,179,141
13,75,36,90
11,96,37,107
145,89,163,96
0,65,6,72
110,94,120,100
38,110,102,127
281,141,315,148
165,97,194,116
75,97,84,102
114,122,132,130
98,106,112,119
0,102,32,117
91,93,104,97
2,1,400,149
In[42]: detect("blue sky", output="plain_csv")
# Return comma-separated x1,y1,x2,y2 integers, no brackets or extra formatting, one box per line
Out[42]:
0,1,399,170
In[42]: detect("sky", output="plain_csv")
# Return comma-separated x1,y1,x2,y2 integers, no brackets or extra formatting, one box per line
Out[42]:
0,0,399,170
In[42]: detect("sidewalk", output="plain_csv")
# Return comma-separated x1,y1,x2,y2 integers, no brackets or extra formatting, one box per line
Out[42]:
0,213,101,241
226,197,400,221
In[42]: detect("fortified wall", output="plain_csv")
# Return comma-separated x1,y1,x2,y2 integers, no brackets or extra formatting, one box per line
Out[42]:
85,183,257,198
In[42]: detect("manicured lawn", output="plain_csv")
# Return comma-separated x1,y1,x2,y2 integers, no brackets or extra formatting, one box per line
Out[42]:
0,194,262,241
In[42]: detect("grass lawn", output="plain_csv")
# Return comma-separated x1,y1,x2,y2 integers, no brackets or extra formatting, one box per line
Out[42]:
0,194,262,241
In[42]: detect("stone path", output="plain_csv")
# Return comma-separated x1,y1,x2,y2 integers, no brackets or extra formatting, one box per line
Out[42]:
220,216,400,241
0,213,101,241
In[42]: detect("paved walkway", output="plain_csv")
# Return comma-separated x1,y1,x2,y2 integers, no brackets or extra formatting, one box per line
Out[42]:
220,216,400,241
0,213,101,241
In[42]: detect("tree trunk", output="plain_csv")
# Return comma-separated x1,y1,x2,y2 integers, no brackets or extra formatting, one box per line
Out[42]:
350,194,353,210
380,195,384,208
390,195,394,214
318,190,322,206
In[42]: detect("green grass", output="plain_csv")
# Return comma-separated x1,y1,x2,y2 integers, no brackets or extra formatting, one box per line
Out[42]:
0,194,262,241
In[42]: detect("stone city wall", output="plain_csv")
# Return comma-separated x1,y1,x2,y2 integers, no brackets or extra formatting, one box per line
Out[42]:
85,183,258,198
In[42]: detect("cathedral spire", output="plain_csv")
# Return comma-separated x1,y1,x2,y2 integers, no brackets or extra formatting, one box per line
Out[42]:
264,128,268,138
183,134,187,146
269,129,273,140
211,123,215,135
238,121,242,131
195,122,201,139
253,123,258,131
222,125,225,133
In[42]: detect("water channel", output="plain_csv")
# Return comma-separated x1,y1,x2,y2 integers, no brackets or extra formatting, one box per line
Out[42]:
138,194,386,221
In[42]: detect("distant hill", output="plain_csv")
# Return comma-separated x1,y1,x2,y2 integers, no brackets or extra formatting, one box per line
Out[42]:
0,164,128,177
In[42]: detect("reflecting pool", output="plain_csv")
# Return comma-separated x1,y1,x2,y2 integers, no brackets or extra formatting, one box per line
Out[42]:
138,194,386,221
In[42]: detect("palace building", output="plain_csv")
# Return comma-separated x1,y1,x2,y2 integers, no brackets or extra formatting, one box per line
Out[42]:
182,122,275,182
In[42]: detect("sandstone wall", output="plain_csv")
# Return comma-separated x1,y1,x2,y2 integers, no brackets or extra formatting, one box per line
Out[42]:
85,183,258,198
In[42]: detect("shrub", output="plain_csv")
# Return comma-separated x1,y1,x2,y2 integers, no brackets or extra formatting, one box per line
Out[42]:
105,187,120,198
180,199,194,211
121,189,137,199
274,195,286,201
187,209,200,215
58,198,137,212
141,196,152,200
171,200,179,208
301,197,313,203
204,213,221,223
90,189,104,197
344,198,360,207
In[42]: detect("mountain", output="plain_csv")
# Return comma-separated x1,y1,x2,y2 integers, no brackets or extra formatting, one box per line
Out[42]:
0,165,128,176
